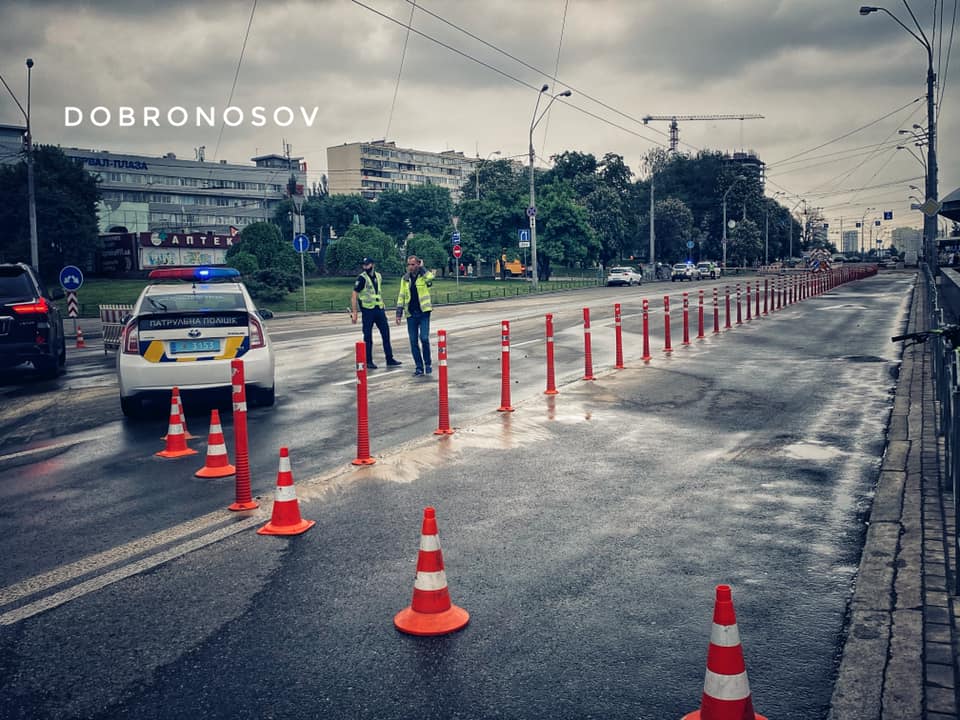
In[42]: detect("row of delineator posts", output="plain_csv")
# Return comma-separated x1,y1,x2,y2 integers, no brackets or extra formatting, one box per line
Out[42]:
153,266,873,719
352,267,877,463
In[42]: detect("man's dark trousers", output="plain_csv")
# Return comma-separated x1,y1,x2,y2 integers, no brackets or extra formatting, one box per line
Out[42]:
361,306,395,365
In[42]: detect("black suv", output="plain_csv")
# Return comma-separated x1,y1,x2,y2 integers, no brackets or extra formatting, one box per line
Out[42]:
0,263,66,378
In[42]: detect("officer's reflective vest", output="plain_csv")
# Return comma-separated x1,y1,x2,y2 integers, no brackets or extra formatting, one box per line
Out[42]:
397,270,434,314
357,271,384,309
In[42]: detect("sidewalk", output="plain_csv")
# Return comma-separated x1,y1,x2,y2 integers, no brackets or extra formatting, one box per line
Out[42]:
829,272,959,719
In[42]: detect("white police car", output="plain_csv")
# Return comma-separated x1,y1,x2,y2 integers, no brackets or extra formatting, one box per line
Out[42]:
117,267,275,417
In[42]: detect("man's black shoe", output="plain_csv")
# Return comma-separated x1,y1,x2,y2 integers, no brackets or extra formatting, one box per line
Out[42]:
386,359,403,366
367,362,378,369
413,368,424,377
425,366,433,374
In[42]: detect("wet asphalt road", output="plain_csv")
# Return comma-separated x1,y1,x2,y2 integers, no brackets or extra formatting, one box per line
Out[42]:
0,272,912,719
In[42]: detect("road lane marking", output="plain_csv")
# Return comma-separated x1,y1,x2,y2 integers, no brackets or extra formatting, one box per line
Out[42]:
0,515,261,626
0,438,81,463
0,509,254,609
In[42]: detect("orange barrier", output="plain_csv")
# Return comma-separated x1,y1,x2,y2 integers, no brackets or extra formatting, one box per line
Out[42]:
583,308,596,379
682,585,767,720
195,409,235,478
352,342,376,465
614,303,625,369
498,321,514,411
257,447,315,536
545,314,559,394
155,387,197,459
228,360,259,511
434,330,454,435
394,506,469,636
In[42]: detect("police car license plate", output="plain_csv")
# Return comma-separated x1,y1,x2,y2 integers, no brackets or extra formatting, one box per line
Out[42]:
170,340,220,353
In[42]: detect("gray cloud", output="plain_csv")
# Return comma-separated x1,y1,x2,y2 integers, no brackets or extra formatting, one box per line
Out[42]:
0,0,955,230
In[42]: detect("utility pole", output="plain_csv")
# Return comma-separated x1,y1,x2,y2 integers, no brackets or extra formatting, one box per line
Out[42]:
649,174,655,277
25,59,38,271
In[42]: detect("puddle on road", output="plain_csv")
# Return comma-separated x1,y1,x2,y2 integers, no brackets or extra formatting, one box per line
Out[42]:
782,441,844,461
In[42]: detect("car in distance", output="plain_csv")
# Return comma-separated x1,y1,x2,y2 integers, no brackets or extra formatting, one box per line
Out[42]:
0,262,66,378
671,263,700,281
117,266,275,418
696,261,720,279
605,266,643,286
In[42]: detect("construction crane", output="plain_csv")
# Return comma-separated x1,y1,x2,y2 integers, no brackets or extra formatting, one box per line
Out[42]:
641,114,764,153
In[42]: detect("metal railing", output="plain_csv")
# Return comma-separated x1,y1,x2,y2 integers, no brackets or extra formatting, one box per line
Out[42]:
917,264,960,593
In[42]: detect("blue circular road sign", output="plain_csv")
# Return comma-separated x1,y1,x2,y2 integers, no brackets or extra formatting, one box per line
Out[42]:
59,265,84,291
293,233,310,253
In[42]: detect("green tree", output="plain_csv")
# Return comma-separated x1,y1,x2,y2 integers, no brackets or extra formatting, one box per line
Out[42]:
538,186,599,270
339,224,402,275
406,233,446,272
227,222,299,276
0,145,100,279
653,197,694,263
584,185,626,264
728,218,763,266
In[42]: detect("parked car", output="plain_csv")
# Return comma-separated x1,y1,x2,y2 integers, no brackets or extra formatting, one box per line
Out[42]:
696,261,720,279
671,263,699,281
0,262,66,378
605,266,643,286
117,266,275,418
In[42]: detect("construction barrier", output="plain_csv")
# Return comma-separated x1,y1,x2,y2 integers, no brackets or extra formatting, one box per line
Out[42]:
713,288,720,335
614,303,625,369
100,304,133,355
697,290,705,340
663,296,673,353
544,314,558,395
352,342,376,465
736,284,742,326
746,283,752,322
257,447,315,536
156,387,197,459
682,293,691,346
498,321,514,412
229,360,259,510
394,506,469,636
642,299,652,363
195,409,235,478
434,330,454,435
724,287,732,330
583,308,596,380
682,584,767,720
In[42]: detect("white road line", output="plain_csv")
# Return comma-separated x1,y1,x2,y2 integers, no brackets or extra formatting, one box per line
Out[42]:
332,369,405,386
0,516,261,626
0,509,250,608
0,438,81,463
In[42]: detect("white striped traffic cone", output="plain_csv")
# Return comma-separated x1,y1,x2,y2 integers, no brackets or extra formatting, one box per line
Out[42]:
257,447,315,535
394,506,469,636
155,390,198,459
195,409,235,478
682,585,767,720
162,387,195,440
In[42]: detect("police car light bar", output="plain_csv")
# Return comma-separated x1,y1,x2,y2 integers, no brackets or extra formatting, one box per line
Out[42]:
148,267,241,281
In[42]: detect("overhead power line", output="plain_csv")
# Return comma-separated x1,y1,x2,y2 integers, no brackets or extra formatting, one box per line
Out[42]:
384,0,417,141
212,0,258,163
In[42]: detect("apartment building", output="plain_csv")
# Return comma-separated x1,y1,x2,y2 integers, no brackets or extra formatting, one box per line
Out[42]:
327,140,477,200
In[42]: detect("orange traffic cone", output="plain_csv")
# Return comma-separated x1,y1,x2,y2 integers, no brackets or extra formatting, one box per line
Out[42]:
195,409,235,478
257,447,315,535
155,390,198,459
394,506,469,636
75,326,85,349
162,388,195,440
682,585,767,720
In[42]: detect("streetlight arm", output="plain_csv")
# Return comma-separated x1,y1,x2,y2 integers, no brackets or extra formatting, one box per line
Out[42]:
865,6,930,52
900,0,932,52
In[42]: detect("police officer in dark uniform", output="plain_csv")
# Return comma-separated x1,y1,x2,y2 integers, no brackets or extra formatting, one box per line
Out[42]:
351,257,401,370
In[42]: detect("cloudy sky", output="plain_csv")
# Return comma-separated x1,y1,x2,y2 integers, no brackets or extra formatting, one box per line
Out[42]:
0,0,956,238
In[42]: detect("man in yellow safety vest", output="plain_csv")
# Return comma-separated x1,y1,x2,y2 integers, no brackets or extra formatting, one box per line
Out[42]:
396,255,435,377
351,257,401,370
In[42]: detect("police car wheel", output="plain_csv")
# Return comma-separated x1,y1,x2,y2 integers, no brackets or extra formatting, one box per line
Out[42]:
121,396,144,419
251,385,275,407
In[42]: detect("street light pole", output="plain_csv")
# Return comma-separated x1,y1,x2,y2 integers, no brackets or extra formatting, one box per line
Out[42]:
860,207,875,256
475,150,501,201
529,85,571,291
860,4,937,267
721,176,746,270
1,59,39,270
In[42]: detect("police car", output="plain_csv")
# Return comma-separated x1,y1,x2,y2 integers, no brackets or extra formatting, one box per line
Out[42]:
117,267,275,417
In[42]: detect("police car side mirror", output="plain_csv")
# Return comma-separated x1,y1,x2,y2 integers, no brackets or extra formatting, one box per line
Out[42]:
258,308,274,320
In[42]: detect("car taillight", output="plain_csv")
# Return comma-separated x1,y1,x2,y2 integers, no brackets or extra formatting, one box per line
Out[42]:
122,322,139,354
11,297,49,315
249,315,265,349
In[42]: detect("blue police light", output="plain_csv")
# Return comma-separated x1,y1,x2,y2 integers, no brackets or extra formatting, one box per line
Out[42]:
148,267,241,281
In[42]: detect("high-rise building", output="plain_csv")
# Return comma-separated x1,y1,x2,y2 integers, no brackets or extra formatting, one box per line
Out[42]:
842,230,859,254
327,140,477,200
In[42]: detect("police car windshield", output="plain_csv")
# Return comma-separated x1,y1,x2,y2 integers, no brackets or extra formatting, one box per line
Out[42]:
141,292,246,313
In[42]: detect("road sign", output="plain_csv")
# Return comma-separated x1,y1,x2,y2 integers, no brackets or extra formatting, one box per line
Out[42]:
686,241,694,249
59,265,83,291
529,216,536,229
883,211,893,221
293,233,309,253
921,198,942,218
66,291,78,318
452,245,463,259
451,231,461,245
526,206,536,218
518,229,530,248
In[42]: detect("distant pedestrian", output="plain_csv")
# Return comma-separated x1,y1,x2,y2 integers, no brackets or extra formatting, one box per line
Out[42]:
459,262,465,276
396,255,435,376
467,263,473,277
351,257,401,370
